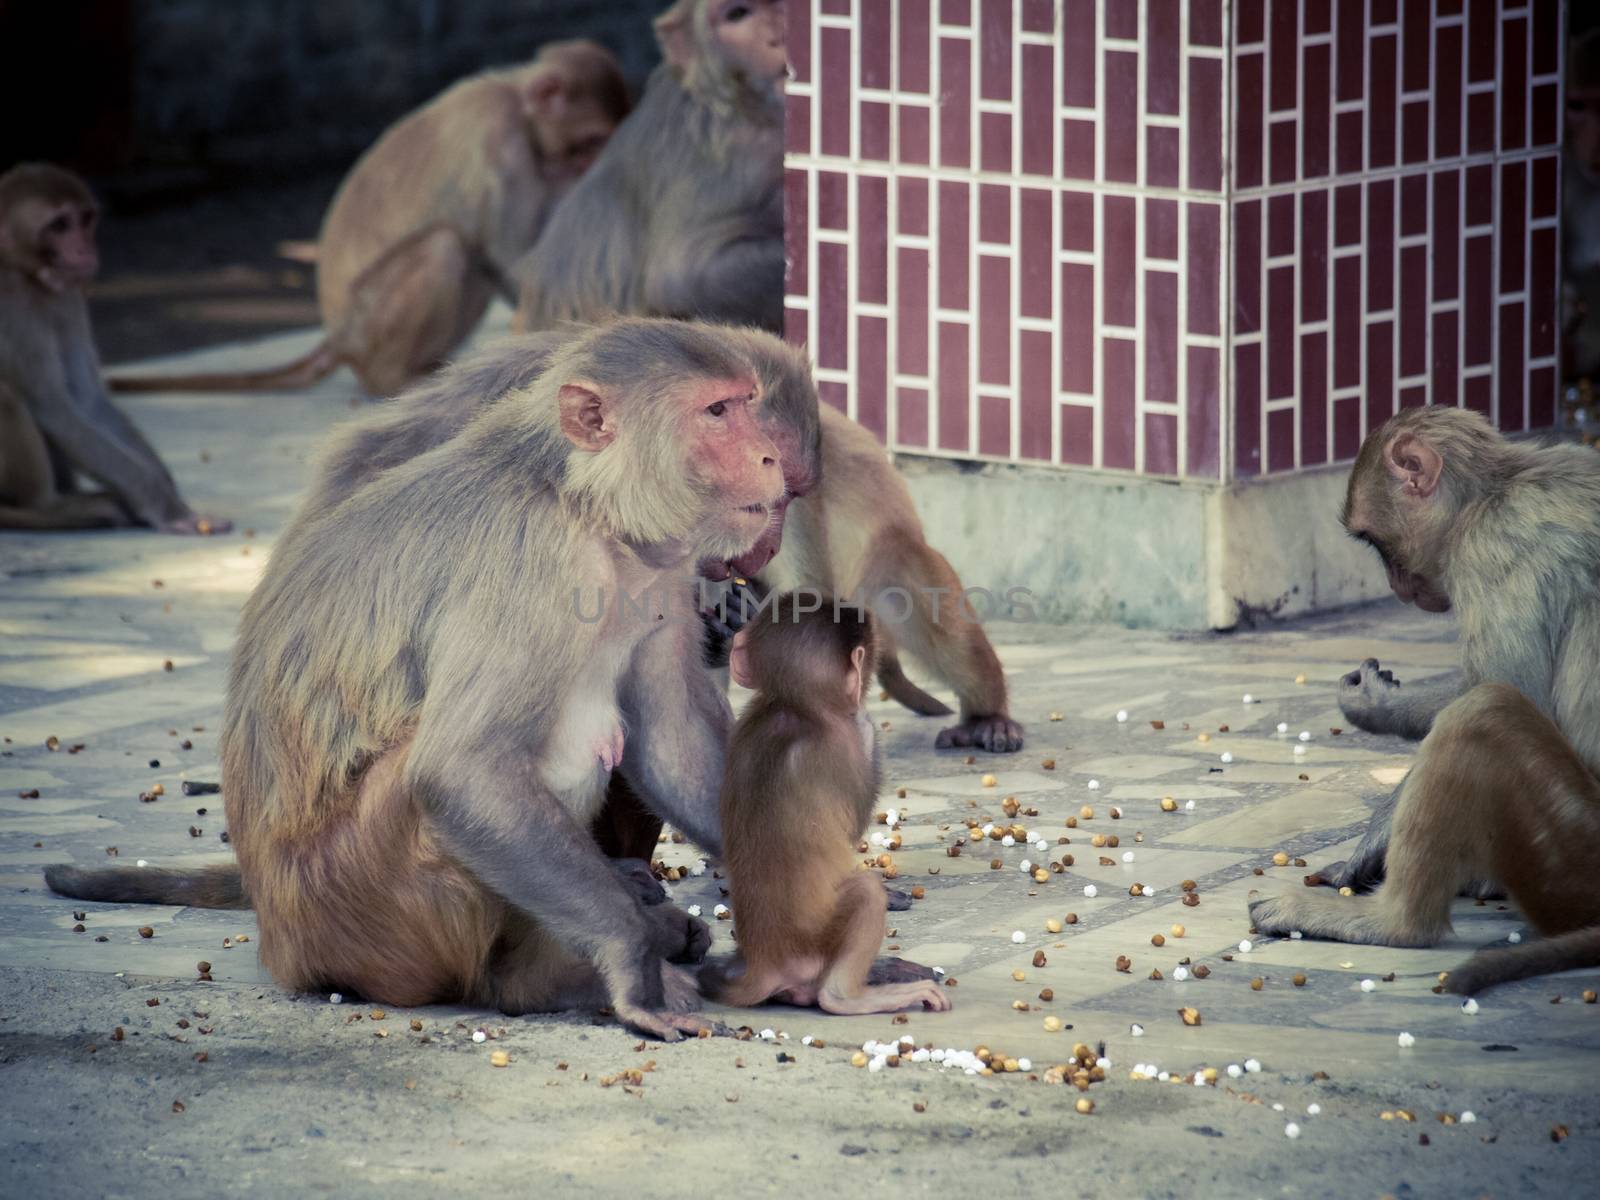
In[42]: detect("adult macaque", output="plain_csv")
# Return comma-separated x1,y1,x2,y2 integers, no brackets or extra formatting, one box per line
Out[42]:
111,42,629,397
700,597,951,1014
0,164,229,534
49,318,787,1039
1248,407,1600,992
516,0,1024,752
1563,29,1600,378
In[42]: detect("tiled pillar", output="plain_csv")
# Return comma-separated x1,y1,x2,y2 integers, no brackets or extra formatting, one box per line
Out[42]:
784,1,1562,628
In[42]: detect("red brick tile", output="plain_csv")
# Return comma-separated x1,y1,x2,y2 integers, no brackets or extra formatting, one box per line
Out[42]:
1432,168,1459,301
858,175,888,304
1147,127,1180,189
1434,23,1462,159
1191,0,1223,46
1061,190,1094,252
937,322,971,451
938,181,970,308
1402,0,1429,87
939,37,972,168
1102,337,1136,470
1145,412,1178,477
1103,197,1136,328
1268,193,1294,258
1060,404,1094,467
1234,199,1261,335
1019,189,1052,318
1105,2,1137,39
979,183,1010,245
1301,190,1328,323
1146,198,1178,261
1369,35,1397,169
1499,160,1525,294
1306,0,1331,35
900,0,932,93
1333,396,1362,460
1463,373,1491,418
1498,302,1525,431
1062,119,1096,180
1532,156,1557,219
1467,0,1495,82
1235,342,1262,477
1303,42,1331,178
1333,256,1361,388
1466,91,1494,156
896,248,930,374
1531,226,1557,359
789,0,812,83
1187,202,1221,336
1465,163,1493,225
1186,347,1221,478
1335,182,1362,246
784,304,808,346
1268,267,1295,400
899,104,931,165
817,241,849,370
1018,329,1052,459
1145,270,1178,406
1269,119,1297,186
1270,0,1298,112
1267,407,1296,473
1021,0,1054,34
1104,51,1139,183
980,0,1013,100
978,394,1011,457
1432,310,1459,406
897,387,930,449
1400,174,1426,236
1238,0,1264,43
1500,16,1527,153
1530,365,1555,430
1463,235,1492,365
1060,263,1094,393
1301,331,1328,465
1400,244,1427,378
899,176,929,235
1367,179,1394,313
817,171,848,230
1148,0,1181,115
860,101,891,160
820,27,853,158
1402,100,1428,165
1187,57,1224,191
862,1,892,87
819,380,848,416
856,315,889,437
787,92,812,156
942,0,972,24
1336,110,1364,175
978,255,1011,386
1020,44,1054,177
981,111,1013,173
1236,53,1264,189
1399,384,1426,410
1062,0,1096,107
784,168,809,294
1336,0,1364,101
1365,320,1394,433
1532,84,1559,150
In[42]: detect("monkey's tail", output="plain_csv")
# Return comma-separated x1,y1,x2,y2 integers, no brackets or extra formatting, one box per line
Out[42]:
107,339,341,394
44,863,249,909
697,954,773,1007
1445,926,1600,995
877,652,954,717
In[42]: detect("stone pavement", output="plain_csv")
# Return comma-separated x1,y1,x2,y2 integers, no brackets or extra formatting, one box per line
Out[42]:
1,327,1596,1198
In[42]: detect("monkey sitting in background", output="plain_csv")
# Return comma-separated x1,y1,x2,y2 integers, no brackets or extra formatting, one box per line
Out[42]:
700,595,952,1014
1250,406,1600,994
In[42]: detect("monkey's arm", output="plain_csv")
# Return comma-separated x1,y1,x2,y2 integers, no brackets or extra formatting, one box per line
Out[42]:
648,229,785,333
618,613,730,856
26,362,190,528
1338,661,1466,740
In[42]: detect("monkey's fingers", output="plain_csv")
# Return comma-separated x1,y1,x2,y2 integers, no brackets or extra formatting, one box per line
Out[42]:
612,1004,711,1042
936,715,1025,754
866,956,938,985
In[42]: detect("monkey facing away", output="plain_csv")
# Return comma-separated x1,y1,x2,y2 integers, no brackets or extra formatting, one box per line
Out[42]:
111,41,629,398
1248,406,1600,993
49,318,790,1040
0,164,229,534
700,596,952,1014
516,0,1024,752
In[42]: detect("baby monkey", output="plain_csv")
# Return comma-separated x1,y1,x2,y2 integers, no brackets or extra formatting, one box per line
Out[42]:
702,594,951,1014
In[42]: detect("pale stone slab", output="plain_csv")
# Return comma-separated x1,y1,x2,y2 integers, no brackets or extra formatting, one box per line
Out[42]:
0,685,220,743
0,652,208,691
1070,754,1203,780
893,771,1062,797
0,814,120,836
0,768,69,790
1163,789,1375,847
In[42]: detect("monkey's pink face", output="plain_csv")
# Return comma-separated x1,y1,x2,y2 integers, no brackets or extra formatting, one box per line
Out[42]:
699,421,815,580
683,378,784,565
714,0,788,91
27,200,99,290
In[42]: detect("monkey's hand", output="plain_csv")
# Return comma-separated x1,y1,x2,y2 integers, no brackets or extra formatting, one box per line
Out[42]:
1338,658,1404,733
159,513,233,536
644,900,713,964
607,960,712,1042
608,857,667,905
866,956,939,985
936,714,1025,754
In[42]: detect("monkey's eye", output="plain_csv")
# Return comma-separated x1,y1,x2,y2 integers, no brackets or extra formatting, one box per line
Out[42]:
705,400,729,417
723,3,752,21
45,214,70,236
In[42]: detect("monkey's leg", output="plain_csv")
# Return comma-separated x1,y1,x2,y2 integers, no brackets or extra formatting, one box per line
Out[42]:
0,388,130,530
1338,660,1466,740
816,874,951,1014
338,223,494,397
875,634,954,717
858,530,1023,753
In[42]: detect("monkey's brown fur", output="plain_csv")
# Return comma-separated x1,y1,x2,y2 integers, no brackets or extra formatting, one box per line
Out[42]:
515,0,1023,751
702,598,951,1014
1250,406,1600,992
111,41,628,397
0,164,227,533
49,318,789,1041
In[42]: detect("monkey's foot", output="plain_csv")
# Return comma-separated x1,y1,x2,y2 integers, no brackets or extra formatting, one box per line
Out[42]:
612,1003,711,1042
866,956,938,985
1338,658,1404,732
935,714,1025,753
1310,856,1384,894
820,979,952,1014
1247,888,1433,948
646,902,713,964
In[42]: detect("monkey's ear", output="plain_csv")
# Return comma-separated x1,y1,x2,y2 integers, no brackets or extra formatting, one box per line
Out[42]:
728,629,754,689
558,382,617,451
525,68,569,122
844,644,867,706
1384,432,1443,498
654,0,698,70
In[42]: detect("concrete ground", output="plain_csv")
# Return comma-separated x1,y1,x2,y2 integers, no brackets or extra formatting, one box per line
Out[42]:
2,326,1597,1199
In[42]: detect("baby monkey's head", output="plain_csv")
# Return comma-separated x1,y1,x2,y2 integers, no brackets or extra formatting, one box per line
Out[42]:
728,592,876,713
